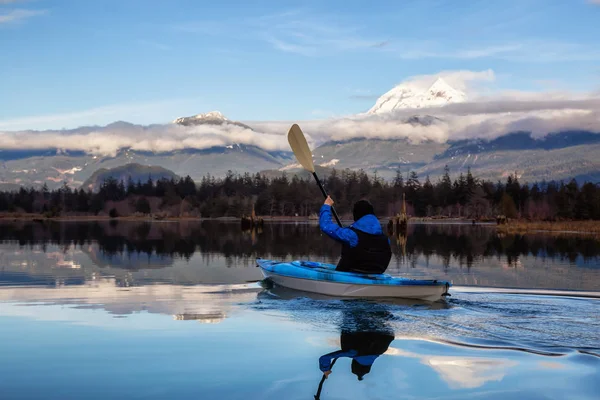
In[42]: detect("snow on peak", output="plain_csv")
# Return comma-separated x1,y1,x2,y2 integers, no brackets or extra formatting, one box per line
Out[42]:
279,162,302,171
367,77,467,115
425,78,466,104
319,159,340,167
172,111,229,125
200,111,227,120
172,111,254,131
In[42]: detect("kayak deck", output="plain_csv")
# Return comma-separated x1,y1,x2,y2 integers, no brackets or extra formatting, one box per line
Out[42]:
256,258,451,301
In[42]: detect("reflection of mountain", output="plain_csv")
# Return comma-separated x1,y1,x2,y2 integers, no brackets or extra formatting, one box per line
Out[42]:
0,278,258,322
0,241,264,288
174,312,226,323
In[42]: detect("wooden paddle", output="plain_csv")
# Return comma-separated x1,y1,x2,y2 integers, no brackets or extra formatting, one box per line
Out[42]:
287,123,343,227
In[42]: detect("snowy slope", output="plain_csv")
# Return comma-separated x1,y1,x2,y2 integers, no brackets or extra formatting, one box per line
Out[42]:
172,111,253,130
368,77,467,114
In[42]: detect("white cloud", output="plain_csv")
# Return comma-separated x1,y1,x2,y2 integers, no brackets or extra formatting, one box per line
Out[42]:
0,8,45,23
1,70,599,156
177,9,389,56
391,69,496,92
0,123,289,157
385,40,600,63
588,0,600,5
252,70,600,145
173,5,600,63
255,11,377,55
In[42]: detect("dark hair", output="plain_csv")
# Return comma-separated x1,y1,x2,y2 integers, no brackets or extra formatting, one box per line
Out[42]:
353,199,375,221
351,360,371,380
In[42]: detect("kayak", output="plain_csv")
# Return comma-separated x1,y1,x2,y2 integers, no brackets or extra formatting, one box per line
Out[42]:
256,258,451,302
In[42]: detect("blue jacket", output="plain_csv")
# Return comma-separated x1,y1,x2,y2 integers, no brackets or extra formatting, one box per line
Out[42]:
319,350,379,372
319,204,386,247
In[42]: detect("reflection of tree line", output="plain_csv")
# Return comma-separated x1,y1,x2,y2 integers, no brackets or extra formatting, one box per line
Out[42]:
0,221,342,263
0,221,599,269
391,224,600,268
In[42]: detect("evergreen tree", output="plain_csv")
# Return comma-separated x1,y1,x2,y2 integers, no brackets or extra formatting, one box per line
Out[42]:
135,197,151,214
438,165,453,209
126,176,136,196
421,175,435,216
501,193,518,218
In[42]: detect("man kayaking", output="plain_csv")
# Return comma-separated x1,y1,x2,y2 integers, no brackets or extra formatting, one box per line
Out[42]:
319,196,392,274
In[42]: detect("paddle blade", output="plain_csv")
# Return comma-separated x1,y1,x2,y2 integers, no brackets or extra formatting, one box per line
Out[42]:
287,124,315,173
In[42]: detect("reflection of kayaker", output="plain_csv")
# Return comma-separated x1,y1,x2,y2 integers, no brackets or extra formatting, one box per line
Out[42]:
314,305,395,399
319,196,392,274
319,331,394,381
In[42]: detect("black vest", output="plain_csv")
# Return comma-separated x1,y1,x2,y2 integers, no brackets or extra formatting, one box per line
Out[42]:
336,227,392,274
340,331,395,356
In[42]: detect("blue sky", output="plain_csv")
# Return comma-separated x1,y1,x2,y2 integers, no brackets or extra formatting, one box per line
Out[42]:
1,0,600,130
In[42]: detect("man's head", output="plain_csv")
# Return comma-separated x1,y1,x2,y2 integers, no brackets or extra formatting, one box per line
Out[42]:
351,360,371,381
353,199,375,221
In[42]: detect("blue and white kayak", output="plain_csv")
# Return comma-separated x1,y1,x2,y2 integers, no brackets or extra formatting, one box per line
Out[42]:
256,258,451,302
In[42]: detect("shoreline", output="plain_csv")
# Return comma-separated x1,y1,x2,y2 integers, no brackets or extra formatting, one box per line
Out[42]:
0,213,490,223
0,214,323,223
1,213,600,235
496,221,600,236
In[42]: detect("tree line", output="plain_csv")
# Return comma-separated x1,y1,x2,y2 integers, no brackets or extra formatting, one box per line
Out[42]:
0,167,599,220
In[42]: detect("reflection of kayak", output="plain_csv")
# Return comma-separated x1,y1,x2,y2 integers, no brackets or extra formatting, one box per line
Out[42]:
256,258,451,302
259,284,452,309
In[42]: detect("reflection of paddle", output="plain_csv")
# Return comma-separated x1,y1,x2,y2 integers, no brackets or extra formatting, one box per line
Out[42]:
287,124,343,227
314,358,337,400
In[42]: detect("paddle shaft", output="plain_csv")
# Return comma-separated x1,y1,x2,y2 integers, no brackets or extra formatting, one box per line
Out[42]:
312,172,343,227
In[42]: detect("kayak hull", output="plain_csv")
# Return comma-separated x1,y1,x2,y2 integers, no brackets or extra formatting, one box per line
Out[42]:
257,258,450,302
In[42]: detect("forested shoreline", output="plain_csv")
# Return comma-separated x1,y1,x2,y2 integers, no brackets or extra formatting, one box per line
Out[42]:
0,166,599,221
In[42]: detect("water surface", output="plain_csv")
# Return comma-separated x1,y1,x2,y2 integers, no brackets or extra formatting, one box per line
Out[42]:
0,220,599,399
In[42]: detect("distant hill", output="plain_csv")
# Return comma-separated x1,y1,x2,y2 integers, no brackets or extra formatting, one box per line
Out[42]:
0,183,22,192
310,137,448,180
0,144,294,190
81,163,178,192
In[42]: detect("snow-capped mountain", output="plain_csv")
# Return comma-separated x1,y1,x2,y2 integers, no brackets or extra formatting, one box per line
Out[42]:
172,111,253,130
172,111,227,125
367,77,467,114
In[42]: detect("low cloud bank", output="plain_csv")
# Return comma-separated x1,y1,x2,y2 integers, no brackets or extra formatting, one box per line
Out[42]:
0,124,289,157
1,70,599,156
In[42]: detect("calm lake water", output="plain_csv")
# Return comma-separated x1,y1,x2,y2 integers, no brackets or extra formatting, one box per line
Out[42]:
0,220,599,399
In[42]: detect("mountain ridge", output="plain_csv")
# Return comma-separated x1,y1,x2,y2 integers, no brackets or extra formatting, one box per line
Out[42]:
1,80,600,188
